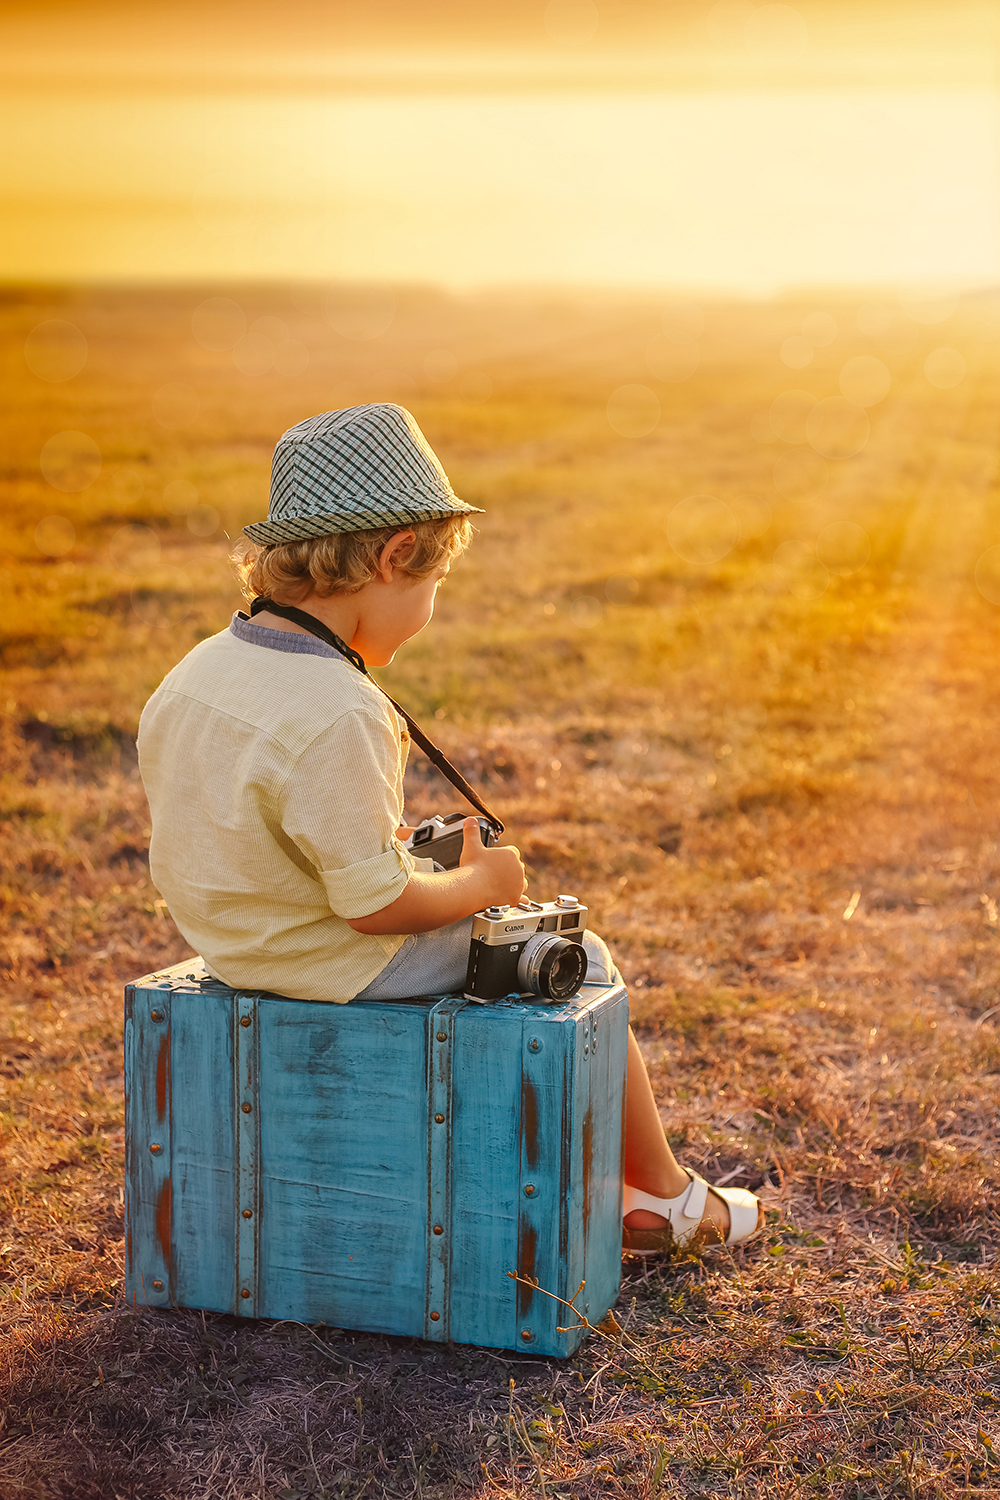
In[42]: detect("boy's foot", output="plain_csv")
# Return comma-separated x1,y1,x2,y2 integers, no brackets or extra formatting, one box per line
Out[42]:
622,1171,763,1255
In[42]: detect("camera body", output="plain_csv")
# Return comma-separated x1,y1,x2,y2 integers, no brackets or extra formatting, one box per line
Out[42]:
464,895,589,1003
403,812,496,871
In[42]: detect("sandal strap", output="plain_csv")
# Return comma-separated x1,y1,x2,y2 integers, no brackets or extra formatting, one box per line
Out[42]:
623,1170,708,1227
623,1172,760,1249
716,1185,761,1246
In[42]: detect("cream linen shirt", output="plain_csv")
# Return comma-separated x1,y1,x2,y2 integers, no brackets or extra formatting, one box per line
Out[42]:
137,623,429,1002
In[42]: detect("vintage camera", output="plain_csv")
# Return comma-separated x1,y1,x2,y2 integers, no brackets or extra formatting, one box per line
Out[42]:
403,812,496,871
464,895,589,1003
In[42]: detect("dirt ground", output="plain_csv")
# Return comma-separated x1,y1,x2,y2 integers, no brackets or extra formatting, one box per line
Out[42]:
1,283,999,1497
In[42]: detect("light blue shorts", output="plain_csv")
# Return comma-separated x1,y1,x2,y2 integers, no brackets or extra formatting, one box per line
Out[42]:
353,918,620,1001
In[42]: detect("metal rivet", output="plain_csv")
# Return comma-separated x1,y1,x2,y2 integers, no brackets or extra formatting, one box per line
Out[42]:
434,1113,445,1124
240,1016,252,1028
242,1208,253,1219
242,1102,252,1114
521,1329,533,1342
149,1143,162,1155
240,1288,251,1299
429,1311,440,1322
528,1037,542,1052
436,1031,447,1042
524,1184,536,1197
152,1280,163,1292
432,1224,444,1236
150,1009,164,1022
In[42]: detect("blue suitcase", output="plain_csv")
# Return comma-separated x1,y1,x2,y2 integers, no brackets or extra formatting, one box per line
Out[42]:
124,959,629,1357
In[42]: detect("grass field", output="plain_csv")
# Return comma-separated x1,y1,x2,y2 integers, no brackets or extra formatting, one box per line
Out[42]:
1,281,999,1498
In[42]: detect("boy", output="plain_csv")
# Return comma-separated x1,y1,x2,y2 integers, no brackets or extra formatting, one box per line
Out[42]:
138,402,760,1251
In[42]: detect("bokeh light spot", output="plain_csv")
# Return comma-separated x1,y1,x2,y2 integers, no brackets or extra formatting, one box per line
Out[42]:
661,301,704,344
544,0,598,46
152,383,200,429
780,335,813,369
667,496,739,565
863,606,909,653
40,431,102,492
744,4,808,61
975,546,1000,606
707,0,757,48
233,317,290,377
773,540,829,600
731,492,771,538
817,520,870,575
754,562,786,595
569,595,603,627
325,284,396,341
186,505,220,538
607,384,660,437
898,284,960,326
191,297,246,352
772,448,828,499
646,337,699,383
801,312,837,348
110,524,161,574
131,566,194,627
164,478,199,516
724,700,767,733
424,349,459,383
34,515,76,557
839,355,890,408
924,347,966,389
108,469,144,506
459,372,493,403
605,573,639,605
806,397,869,459
24,320,87,382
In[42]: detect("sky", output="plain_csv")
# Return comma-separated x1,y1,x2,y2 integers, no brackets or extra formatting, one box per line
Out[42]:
1,0,997,292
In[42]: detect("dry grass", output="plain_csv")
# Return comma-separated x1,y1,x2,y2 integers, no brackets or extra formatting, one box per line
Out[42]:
1,282,999,1497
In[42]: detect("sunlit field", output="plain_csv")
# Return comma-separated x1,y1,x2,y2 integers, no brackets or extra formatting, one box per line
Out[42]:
2,282,1000,1497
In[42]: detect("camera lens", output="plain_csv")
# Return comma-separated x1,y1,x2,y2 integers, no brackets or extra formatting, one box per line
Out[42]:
516,935,588,1001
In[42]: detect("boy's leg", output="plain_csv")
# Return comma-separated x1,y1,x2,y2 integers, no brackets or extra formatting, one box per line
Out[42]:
583,930,731,1240
624,1028,730,1241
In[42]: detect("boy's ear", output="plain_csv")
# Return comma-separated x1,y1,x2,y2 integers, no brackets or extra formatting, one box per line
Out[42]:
376,530,417,583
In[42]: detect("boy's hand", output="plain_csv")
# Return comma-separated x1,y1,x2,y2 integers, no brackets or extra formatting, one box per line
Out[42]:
459,817,527,907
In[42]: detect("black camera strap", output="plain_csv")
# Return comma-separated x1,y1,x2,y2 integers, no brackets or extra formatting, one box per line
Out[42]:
245,596,505,838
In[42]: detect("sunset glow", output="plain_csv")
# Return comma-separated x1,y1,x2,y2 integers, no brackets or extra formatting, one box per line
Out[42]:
1,0,997,291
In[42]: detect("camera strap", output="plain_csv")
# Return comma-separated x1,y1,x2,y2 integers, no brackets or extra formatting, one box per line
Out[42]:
245,596,504,838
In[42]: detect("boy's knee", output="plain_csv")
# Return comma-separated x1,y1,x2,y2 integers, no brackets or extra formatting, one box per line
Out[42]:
582,929,621,987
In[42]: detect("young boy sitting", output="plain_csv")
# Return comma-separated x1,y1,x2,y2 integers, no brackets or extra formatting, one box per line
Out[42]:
138,402,760,1253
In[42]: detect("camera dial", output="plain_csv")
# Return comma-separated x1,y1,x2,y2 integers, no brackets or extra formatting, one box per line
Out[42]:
517,933,588,1001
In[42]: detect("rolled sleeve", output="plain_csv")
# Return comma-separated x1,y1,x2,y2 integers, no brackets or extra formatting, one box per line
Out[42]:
281,706,416,920
319,842,415,920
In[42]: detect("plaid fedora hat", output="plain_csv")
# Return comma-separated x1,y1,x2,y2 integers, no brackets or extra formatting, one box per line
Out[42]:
243,403,483,545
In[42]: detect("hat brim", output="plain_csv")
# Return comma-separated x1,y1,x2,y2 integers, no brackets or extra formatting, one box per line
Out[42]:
243,498,484,546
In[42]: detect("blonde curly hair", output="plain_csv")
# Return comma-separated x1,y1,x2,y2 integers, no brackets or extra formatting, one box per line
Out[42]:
233,515,474,603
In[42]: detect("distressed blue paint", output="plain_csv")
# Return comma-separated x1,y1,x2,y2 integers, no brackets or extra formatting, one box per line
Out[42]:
124,961,628,1356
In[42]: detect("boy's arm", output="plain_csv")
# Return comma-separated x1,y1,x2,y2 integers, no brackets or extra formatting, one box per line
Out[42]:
347,818,526,935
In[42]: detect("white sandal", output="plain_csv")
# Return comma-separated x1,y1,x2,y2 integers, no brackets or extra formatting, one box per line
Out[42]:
622,1170,762,1255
